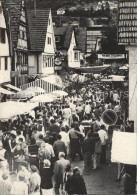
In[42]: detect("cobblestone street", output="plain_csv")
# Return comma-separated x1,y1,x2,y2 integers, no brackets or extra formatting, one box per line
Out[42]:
71,150,120,194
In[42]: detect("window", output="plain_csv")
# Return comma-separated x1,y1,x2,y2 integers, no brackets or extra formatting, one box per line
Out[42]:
0,28,5,43
47,37,51,44
22,31,25,40
55,36,60,42
49,19,50,25
74,52,79,61
5,57,8,70
17,52,22,65
25,54,28,65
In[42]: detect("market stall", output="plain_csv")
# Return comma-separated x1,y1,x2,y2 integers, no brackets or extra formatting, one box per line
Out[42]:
0,101,38,121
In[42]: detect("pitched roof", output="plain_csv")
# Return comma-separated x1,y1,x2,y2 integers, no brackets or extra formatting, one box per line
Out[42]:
118,0,137,45
27,9,50,51
54,26,68,36
54,25,74,50
2,0,22,49
75,28,86,53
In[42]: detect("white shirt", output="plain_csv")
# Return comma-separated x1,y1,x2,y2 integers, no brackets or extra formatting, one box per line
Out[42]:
59,131,70,147
70,104,76,114
16,135,26,143
113,93,120,102
11,181,28,195
41,143,55,158
84,105,91,114
98,129,108,145
62,108,71,119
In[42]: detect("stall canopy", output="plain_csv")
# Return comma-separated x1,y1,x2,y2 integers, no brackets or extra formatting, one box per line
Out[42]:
74,65,111,74
41,75,63,88
0,101,38,120
119,64,129,70
4,84,21,92
0,87,15,95
51,90,68,97
108,75,125,81
70,74,88,83
30,93,57,103
11,89,36,99
25,87,46,94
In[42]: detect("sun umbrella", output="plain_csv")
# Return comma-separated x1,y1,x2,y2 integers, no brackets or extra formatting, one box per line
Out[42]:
71,74,87,83
108,75,125,81
30,93,57,103
51,90,68,97
12,89,36,99
26,87,46,93
119,65,129,70
0,101,38,120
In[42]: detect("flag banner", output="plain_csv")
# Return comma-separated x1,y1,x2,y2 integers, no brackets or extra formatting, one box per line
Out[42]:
111,131,137,165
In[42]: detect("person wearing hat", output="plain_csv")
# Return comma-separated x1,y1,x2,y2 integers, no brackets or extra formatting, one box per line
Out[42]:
65,166,87,195
0,171,12,195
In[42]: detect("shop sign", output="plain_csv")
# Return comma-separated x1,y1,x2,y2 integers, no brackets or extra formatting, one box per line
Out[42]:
98,54,126,59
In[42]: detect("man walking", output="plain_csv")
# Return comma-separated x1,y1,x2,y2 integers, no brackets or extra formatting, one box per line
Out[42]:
98,125,108,164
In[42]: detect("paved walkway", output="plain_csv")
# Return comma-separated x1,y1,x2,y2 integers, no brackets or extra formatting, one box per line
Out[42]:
70,150,120,194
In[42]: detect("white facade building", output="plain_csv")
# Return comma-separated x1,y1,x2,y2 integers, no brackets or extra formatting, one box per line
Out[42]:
27,9,55,77
0,1,11,84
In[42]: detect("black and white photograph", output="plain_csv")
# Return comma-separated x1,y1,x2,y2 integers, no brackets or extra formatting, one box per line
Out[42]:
0,0,137,194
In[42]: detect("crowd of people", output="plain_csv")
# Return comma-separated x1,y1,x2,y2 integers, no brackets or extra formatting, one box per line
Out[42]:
0,82,126,195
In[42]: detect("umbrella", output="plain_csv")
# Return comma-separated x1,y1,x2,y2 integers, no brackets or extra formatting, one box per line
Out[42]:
108,75,125,81
51,90,68,97
26,87,46,94
94,74,101,78
71,74,87,83
30,93,57,103
12,89,36,99
0,101,38,120
119,65,129,70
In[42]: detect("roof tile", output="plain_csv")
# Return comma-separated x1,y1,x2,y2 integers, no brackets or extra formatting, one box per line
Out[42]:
27,9,50,51
118,0,137,44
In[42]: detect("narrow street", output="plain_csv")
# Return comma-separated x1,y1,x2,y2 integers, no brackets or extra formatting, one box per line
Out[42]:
71,150,120,194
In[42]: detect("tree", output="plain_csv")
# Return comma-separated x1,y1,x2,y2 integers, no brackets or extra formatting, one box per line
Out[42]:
60,70,92,99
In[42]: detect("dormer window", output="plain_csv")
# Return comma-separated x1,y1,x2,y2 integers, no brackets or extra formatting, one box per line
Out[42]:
55,36,60,42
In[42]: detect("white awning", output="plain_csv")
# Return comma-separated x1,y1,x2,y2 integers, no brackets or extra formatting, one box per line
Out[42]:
4,84,21,92
0,87,15,95
0,101,38,120
41,75,63,88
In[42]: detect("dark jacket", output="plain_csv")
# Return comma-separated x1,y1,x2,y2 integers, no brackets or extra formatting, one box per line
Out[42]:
82,138,94,154
40,167,53,189
53,140,67,157
65,174,87,194
49,124,60,135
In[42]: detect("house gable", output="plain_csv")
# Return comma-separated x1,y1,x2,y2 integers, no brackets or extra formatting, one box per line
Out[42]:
68,30,80,68
17,8,28,51
44,9,55,54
